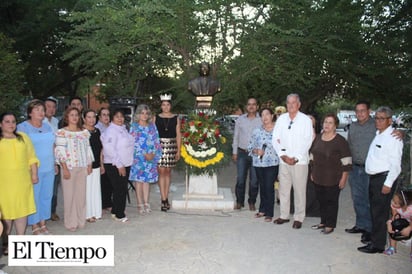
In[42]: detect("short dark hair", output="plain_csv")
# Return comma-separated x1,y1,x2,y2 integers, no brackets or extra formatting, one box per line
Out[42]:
355,100,370,110
83,109,97,119
69,96,83,105
110,108,125,120
0,112,23,141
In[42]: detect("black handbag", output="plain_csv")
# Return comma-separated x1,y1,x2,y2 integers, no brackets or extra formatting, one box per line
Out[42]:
389,213,411,241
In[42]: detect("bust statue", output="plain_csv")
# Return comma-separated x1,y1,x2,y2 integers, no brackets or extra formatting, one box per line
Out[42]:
188,62,221,108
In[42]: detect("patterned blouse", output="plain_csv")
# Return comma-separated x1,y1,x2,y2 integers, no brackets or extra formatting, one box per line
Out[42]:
248,125,279,167
55,128,94,169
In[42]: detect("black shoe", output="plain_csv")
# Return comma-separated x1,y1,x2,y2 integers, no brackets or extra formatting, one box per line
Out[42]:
249,203,256,211
345,226,365,234
161,200,168,212
361,232,371,244
234,203,244,210
165,198,171,210
357,244,383,254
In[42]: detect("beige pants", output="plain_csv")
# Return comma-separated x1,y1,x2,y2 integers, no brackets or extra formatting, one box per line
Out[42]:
61,167,87,230
278,164,308,222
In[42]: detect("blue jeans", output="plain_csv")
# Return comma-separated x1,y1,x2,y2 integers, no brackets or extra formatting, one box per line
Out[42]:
349,165,372,232
256,166,278,217
235,149,258,205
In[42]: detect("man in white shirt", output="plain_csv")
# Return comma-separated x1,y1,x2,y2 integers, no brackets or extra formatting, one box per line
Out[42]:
272,94,313,229
358,106,403,254
43,97,59,132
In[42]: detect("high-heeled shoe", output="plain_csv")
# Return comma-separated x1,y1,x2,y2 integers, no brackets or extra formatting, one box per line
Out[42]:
161,200,168,212
165,198,171,210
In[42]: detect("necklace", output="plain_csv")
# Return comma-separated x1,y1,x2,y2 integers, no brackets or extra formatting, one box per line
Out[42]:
163,117,170,131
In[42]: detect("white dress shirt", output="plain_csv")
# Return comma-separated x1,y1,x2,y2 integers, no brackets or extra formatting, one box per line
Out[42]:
272,111,313,165
365,126,403,188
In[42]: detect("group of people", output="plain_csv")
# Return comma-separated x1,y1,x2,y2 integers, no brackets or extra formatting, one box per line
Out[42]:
232,94,409,259
0,94,181,255
0,92,410,261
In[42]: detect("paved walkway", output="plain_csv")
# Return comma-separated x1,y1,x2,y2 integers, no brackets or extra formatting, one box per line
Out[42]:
1,163,411,273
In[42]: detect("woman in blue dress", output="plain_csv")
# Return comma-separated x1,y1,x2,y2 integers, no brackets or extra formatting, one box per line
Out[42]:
17,99,56,234
129,104,162,215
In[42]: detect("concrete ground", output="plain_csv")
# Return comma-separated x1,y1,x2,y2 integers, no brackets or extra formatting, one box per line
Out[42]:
1,162,411,274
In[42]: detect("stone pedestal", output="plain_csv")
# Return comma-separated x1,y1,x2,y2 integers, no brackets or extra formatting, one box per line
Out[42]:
186,174,223,198
172,173,234,210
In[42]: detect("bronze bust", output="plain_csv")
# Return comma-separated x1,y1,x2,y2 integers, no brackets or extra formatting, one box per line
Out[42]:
188,62,221,108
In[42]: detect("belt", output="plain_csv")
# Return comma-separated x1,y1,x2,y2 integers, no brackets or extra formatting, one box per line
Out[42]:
370,171,389,179
238,147,248,153
353,163,365,167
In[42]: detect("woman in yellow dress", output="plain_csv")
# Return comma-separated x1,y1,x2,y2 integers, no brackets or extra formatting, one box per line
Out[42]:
0,112,38,255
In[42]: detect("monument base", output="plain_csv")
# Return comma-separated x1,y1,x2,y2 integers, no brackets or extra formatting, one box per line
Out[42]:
172,186,234,211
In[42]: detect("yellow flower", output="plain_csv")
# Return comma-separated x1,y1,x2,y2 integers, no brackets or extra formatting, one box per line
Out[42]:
181,145,224,168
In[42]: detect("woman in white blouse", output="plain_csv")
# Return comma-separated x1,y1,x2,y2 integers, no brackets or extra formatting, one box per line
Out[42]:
55,107,93,232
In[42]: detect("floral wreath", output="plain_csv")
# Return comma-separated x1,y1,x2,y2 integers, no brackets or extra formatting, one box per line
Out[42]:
180,109,231,175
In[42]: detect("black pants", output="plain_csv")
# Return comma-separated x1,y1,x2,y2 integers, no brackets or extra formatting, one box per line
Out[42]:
369,173,397,250
101,171,113,209
315,184,340,228
105,164,130,219
256,166,279,217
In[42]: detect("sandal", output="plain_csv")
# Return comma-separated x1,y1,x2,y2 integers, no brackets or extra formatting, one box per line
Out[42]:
32,227,42,235
255,212,265,218
165,198,171,210
383,246,396,255
40,225,52,234
311,224,325,230
264,217,273,222
144,203,152,214
86,217,96,223
137,204,146,215
68,227,77,232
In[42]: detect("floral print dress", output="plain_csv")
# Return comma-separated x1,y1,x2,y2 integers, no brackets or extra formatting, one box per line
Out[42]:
129,122,162,183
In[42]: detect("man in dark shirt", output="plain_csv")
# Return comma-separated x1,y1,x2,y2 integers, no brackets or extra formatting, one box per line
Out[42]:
345,101,375,243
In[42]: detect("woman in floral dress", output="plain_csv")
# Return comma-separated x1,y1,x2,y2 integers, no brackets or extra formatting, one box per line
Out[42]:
129,105,162,214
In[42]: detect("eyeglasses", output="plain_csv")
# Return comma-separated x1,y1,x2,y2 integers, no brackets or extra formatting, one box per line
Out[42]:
288,121,293,129
374,116,390,121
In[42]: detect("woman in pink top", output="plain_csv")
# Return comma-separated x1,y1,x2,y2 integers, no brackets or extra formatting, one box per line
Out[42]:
101,109,134,223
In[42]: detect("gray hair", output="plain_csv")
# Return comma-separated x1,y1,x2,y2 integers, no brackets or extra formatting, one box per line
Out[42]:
375,106,393,118
134,104,152,123
286,93,301,103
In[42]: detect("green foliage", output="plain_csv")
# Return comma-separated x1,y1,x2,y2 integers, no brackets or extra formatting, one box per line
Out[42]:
1,0,410,113
0,0,82,98
0,33,27,115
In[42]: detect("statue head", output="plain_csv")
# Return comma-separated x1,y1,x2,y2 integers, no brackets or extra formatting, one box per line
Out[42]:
199,62,210,76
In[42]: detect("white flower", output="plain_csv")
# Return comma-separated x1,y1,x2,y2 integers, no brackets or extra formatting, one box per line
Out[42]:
199,142,208,150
